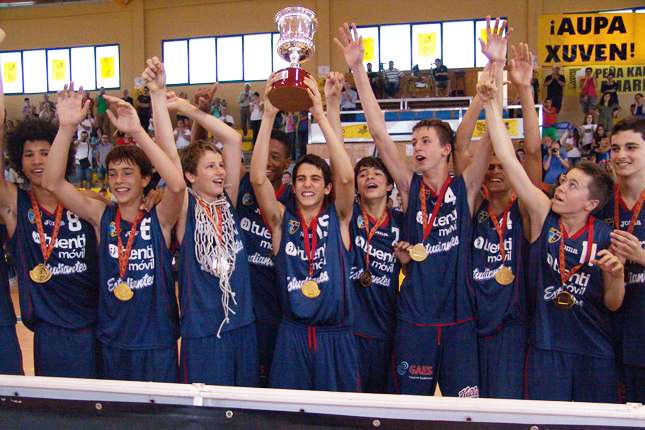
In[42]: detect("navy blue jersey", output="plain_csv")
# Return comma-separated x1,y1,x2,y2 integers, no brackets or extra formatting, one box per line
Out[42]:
597,192,645,366
276,200,353,326
98,205,178,349
179,193,254,338
236,174,292,324
9,190,98,330
471,199,527,336
0,225,16,327
529,211,614,358
349,203,401,339
399,175,474,324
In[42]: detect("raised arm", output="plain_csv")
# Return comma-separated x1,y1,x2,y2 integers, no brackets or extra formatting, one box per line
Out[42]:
0,64,18,229
43,83,105,227
335,23,412,199
324,71,345,142
454,95,483,174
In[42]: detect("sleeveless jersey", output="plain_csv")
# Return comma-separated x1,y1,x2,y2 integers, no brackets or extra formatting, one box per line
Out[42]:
236,174,292,324
179,193,254,338
276,200,353,326
598,194,645,366
98,205,178,349
350,203,401,339
9,189,98,330
471,199,527,336
400,175,474,324
529,211,613,358
0,225,16,327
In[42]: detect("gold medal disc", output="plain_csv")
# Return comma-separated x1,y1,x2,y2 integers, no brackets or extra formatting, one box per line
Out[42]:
409,243,428,262
554,290,575,310
29,263,52,284
301,280,320,299
359,271,372,288
114,282,134,302
495,266,515,286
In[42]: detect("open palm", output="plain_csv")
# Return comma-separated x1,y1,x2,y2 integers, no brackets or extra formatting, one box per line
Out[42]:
56,83,89,127
104,95,142,135
324,71,344,101
479,16,512,63
509,43,533,87
334,23,364,69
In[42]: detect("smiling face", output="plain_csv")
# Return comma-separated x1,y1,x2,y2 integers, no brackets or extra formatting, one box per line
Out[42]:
293,162,331,211
356,165,392,203
186,149,226,200
107,159,150,206
484,155,511,195
266,139,291,185
611,130,645,179
411,126,451,173
21,140,50,188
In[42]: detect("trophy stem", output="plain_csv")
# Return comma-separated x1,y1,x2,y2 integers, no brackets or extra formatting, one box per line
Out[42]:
289,49,301,68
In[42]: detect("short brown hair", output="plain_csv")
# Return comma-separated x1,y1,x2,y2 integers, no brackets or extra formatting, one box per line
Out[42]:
572,161,614,213
411,119,455,158
354,156,393,194
105,145,153,178
179,140,221,187
293,154,333,205
612,117,645,141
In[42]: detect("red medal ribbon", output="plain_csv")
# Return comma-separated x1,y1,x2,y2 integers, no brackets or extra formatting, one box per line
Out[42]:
558,218,594,286
28,192,63,265
613,184,645,235
196,198,224,242
360,206,389,268
486,195,516,262
298,209,320,277
419,176,453,242
115,208,145,280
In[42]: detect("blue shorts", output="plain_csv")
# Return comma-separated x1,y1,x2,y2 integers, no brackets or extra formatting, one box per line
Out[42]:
256,321,278,388
356,334,392,393
478,322,526,399
624,365,645,403
34,322,98,378
269,320,360,392
392,319,479,397
0,325,23,375
101,342,178,383
526,347,618,403
180,323,258,387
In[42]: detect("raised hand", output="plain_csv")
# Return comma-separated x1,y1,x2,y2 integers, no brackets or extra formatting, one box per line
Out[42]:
334,23,364,70
104,95,143,135
479,16,513,63
165,91,192,113
263,73,280,117
393,241,412,265
324,71,345,103
509,43,533,88
303,75,324,118
592,249,625,277
476,65,497,103
56,82,90,127
194,82,218,112
142,56,166,93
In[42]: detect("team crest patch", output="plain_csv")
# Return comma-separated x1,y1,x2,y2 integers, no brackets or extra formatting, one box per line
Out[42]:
356,215,365,229
477,210,489,224
27,208,35,224
242,192,254,206
548,227,561,244
288,220,300,235
109,221,117,238
603,217,614,228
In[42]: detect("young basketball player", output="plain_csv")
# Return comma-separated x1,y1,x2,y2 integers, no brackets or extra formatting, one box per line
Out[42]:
43,82,185,382
251,73,358,391
1,76,99,378
479,71,625,403
336,21,501,397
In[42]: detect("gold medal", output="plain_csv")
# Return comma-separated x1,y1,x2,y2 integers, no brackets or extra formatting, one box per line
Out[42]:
301,280,320,299
29,263,52,284
554,290,575,310
495,266,515,286
114,282,134,302
409,243,428,262
359,270,372,288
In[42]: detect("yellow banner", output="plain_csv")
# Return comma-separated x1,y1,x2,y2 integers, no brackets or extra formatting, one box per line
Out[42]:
52,59,66,81
100,57,115,79
3,62,17,83
417,33,437,59
362,37,375,63
538,13,645,66
473,119,520,138
342,123,372,140
563,64,645,97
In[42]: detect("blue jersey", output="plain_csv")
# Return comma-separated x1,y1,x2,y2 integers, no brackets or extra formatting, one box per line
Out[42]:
471,199,527,336
236,174,292,324
349,203,401,339
597,192,645,366
98,205,178,349
276,200,353,326
529,211,614,358
179,193,254,338
0,225,16,327
400,175,474,324
9,189,98,330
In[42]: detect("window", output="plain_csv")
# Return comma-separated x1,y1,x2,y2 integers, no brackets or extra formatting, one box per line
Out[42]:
189,38,216,84
380,24,411,71
217,36,243,82
356,26,380,70
412,23,441,70
96,45,120,89
71,46,96,90
442,21,475,68
0,51,23,94
47,48,70,92
475,19,506,67
22,50,47,94
163,40,188,85
244,33,272,81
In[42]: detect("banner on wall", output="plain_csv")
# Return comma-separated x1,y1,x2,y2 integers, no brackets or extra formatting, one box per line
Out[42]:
52,59,66,81
417,33,437,59
563,64,645,96
3,62,17,83
100,57,115,79
538,13,645,66
362,37,375,63
472,118,523,140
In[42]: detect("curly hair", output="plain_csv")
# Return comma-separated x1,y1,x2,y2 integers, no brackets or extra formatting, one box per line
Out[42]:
5,119,76,182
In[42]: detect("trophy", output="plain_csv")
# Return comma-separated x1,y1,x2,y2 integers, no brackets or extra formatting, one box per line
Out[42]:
268,6,318,112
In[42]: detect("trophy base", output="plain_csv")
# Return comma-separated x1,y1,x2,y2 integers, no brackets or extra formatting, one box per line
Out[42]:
269,67,313,113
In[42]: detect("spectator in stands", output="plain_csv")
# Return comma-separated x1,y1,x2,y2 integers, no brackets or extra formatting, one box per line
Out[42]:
515,147,526,161
96,87,109,135
281,171,291,185
630,93,643,118
600,72,619,107
38,93,56,116
432,58,450,96
366,62,380,97
21,98,35,120
340,81,358,110
543,65,565,112
38,99,56,123
219,104,235,127
122,88,134,105
579,67,597,114
73,130,92,189
543,139,570,185
560,127,581,166
580,113,597,152
173,118,191,150
77,111,94,139
384,60,402,98
210,97,223,118
542,98,558,128
249,91,263,144
93,132,112,188
82,90,94,115
136,86,152,132
597,92,620,131
531,71,540,103
239,83,252,137
592,124,611,168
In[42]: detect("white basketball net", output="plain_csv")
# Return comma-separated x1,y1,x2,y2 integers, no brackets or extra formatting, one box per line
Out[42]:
191,189,238,338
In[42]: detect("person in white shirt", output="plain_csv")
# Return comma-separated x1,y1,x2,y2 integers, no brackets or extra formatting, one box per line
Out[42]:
173,118,192,149
340,82,358,110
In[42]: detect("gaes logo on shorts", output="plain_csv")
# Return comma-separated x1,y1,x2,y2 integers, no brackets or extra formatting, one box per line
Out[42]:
288,220,300,235
27,208,35,224
548,226,561,244
242,192,254,206
396,361,409,376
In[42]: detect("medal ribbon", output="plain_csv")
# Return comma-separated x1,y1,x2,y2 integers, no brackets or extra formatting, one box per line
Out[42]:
419,177,453,241
196,198,224,242
28,192,63,265
486,195,516,263
360,206,389,269
613,184,645,235
298,210,320,277
115,208,145,281
558,218,594,286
